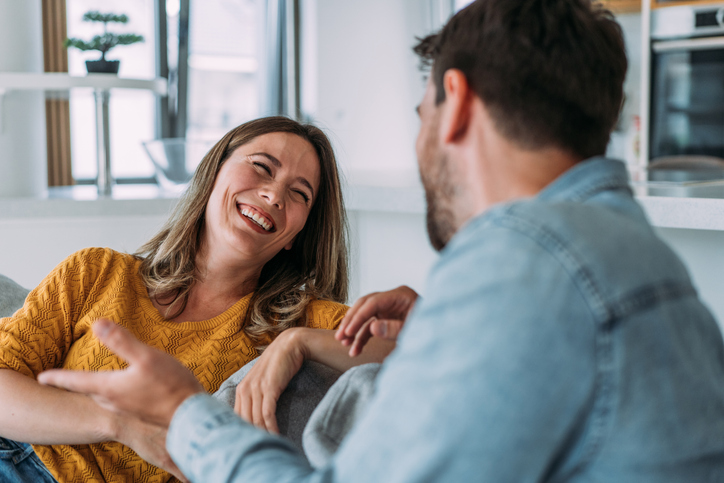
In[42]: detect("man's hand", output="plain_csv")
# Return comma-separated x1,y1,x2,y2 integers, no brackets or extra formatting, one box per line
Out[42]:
115,414,189,482
335,285,419,356
38,319,205,428
234,328,306,434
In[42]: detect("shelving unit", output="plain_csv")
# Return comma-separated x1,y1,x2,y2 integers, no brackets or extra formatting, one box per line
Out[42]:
601,1,724,15
0,73,168,196
602,0,642,14
652,0,724,9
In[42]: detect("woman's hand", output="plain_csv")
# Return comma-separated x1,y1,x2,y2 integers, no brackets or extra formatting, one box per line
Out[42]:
335,285,419,356
234,328,307,434
114,414,189,483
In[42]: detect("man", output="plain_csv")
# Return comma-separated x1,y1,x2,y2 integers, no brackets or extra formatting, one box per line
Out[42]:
39,0,724,481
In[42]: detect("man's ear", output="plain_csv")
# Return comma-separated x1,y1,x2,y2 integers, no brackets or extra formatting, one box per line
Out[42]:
439,69,472,144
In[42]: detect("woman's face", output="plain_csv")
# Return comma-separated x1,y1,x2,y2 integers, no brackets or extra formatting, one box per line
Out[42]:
203,132,321,268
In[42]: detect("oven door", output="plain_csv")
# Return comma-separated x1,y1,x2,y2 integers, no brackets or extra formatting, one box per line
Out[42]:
650,36,724,165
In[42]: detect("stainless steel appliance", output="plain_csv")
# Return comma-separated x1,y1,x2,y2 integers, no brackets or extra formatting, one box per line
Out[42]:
649,4,724,182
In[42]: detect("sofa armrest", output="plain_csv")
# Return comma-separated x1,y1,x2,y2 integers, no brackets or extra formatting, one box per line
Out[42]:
0,274,29,318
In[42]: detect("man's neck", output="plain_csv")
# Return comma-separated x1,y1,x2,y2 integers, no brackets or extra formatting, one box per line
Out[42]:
462,107,582,221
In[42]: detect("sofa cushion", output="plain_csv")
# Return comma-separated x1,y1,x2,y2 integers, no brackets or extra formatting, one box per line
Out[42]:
0,274,29,318
213,358,342,454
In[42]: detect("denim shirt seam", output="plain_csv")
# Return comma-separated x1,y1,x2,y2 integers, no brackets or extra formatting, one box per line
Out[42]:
565,177,632,204
487,209,700,476
536,159,630,204
488,212,617,472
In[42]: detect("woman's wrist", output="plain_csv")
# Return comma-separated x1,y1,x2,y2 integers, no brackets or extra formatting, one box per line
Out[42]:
279,327,312,360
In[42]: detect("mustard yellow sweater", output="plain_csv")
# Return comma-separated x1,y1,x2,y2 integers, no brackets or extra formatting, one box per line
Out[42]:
0,247,347,483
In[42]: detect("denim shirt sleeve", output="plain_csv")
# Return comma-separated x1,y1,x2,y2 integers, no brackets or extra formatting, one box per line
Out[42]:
168,217,599,482
167,394,331,482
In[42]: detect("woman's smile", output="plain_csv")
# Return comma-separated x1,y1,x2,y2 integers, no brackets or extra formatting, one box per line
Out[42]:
237,203,276,233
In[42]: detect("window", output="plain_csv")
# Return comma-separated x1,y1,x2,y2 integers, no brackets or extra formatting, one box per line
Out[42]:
64,0,272,184
186,0,264,141
66,0,157,182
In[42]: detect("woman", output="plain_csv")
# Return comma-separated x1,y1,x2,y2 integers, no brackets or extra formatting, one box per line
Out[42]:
0,117,393,483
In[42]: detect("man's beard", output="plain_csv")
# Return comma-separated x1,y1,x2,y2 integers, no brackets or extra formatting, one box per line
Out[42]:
421,152,457,252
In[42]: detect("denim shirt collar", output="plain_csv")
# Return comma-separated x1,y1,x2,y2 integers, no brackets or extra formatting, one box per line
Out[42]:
536,157,631,203
454,157,632,248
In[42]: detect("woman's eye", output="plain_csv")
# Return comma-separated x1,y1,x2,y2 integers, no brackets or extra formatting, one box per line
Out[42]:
293,190,310,203
253,162,272,175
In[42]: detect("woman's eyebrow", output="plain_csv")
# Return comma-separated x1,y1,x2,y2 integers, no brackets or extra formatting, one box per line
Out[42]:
250,152,282,167
298,177,315,197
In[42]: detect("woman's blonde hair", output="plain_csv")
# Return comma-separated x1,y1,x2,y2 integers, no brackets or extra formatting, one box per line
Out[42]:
135,116,348,347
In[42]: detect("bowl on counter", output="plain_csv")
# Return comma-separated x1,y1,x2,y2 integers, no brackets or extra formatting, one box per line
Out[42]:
142,138,214,192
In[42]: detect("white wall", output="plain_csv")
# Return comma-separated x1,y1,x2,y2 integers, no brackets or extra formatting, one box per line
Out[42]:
348,211,437,302
0,215,167,289
303,0,432,184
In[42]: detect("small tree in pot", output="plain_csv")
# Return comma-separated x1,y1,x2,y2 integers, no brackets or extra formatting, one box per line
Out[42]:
64,11,144,74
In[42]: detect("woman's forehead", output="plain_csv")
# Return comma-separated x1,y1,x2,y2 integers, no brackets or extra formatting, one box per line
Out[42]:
243,132,314,154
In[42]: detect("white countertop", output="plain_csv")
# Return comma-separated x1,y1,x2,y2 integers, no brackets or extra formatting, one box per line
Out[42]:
3,181,724,231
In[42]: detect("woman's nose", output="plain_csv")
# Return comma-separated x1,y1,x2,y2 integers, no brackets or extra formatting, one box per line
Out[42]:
260,184,284,209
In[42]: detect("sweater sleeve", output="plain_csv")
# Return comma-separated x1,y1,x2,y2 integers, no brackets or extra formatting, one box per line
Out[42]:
305,300,348,331
0,248,109,378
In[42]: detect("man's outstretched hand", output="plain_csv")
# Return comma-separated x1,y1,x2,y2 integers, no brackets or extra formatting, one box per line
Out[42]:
38,319,205,428
335,285,419,356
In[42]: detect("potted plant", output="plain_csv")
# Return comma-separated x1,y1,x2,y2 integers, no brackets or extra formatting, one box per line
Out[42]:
64,11,144,74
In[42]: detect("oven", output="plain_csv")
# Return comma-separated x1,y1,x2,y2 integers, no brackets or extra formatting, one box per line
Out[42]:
649,4,724,180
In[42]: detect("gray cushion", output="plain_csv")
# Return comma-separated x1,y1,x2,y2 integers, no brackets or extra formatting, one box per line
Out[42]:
303,363,381,467
213,358,342,454
0,274,29,318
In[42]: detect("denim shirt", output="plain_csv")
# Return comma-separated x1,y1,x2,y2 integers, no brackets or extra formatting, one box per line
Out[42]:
167,158,724,482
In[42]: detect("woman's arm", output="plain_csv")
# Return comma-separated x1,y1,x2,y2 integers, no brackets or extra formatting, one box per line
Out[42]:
0,369,116,444
234,328,395,433
290,327,395,371
0,368,187,480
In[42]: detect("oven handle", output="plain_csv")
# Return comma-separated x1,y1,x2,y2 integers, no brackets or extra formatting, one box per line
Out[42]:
653,36,724,53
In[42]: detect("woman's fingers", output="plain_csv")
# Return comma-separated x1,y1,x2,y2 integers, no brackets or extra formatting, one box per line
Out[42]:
237,384,254,424
234,333,302,433
252,388,265,430
236,381,280,434
262,394,280,434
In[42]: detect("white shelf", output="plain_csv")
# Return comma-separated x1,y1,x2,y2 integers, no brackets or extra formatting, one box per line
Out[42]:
0,72,168,196
0,72,167,95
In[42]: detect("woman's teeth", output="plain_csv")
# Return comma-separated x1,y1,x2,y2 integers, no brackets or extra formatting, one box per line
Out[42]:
240,207,272,231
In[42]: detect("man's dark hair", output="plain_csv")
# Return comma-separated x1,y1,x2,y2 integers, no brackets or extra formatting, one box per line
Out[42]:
414,0,627,159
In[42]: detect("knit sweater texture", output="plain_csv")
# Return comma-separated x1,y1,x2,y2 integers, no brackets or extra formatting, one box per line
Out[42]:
0,247,348,482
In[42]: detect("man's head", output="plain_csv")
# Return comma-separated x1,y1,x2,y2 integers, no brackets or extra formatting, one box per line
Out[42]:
414,0,627,250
